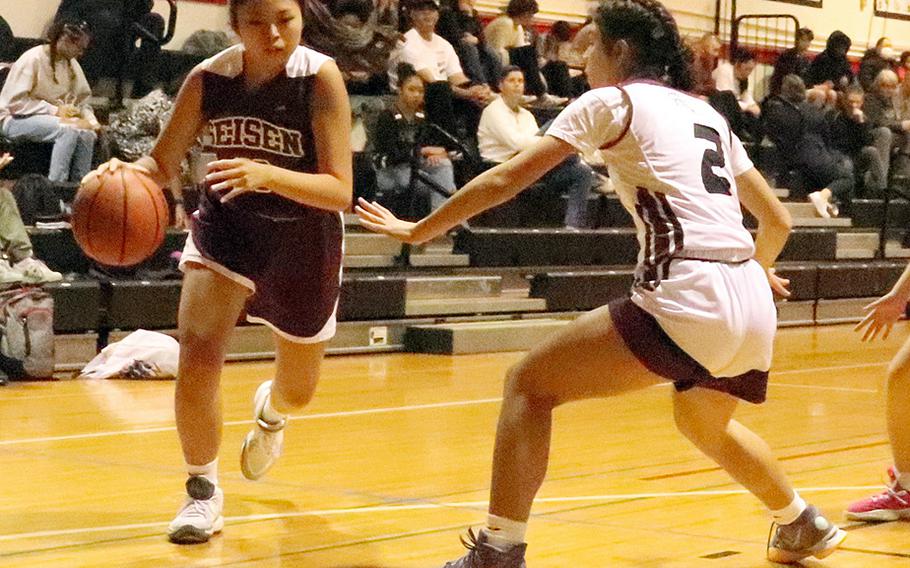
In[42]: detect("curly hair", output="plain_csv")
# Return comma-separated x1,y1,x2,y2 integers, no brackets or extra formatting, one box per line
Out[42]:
594,0,693,91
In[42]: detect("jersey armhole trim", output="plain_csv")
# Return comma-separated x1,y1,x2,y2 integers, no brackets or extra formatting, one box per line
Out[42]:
599,86,633,151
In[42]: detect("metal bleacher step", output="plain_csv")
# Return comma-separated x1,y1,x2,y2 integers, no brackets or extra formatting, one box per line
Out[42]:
776,300,815,327
345,233,403,256
784,202,852,227
815,297,878,324
772,187,790,199
405,318,570,354
836,249,876,259
408,253,471,267
406,275,502,299
837,232,880,250
405,296,546,317
885,242,910,259
342,255,397,268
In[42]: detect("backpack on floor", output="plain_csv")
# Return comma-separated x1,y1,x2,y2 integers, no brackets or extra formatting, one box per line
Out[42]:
0,288,54,381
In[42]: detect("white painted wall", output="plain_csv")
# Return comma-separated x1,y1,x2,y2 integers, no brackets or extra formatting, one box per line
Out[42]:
1,0,907,54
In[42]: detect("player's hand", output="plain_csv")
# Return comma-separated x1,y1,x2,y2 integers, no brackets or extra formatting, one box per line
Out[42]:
81,158,151,185
766,267,790,298
205,158,272,203
855,291,907,341
355,197,425,244
0,152,13,172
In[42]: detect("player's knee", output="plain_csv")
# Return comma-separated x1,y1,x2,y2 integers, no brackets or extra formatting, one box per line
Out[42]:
275,380,317,409
503,364,557,413
673,406,717,447
180,328,227,368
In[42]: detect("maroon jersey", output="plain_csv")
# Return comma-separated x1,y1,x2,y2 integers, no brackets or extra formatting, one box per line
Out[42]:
186,45,344,341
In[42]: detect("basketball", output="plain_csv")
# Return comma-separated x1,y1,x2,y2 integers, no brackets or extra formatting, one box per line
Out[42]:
72,167,169,267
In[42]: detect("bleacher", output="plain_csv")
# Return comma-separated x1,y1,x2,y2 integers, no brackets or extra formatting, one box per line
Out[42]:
5,6,910,372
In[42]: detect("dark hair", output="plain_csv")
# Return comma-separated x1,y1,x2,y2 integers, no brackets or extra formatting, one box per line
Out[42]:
46,19,91,62
550,20,573,42
397,62,422,88
595,0,693,91
229,0,303,27
731,47,755,65
901,50,910,67
796,27,813,42
332,0,374,23
506,0,539,18
409,0,440,11
499,65,523,83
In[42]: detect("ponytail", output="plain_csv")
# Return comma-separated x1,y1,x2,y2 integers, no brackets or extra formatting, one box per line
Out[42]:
595,0,693,91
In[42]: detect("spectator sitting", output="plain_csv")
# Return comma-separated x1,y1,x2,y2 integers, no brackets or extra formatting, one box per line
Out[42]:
806,30,852,89
763,74,854,218
0,154,64,285
538,20,586,98
769,27,813,98
690,32,720,97
859,37,897,93
389,0,492,107
303,0,398,96
864,69,910,181
713,47,760,116
899,50,910,82
483,0,565,104
828,86,887,197
0,20,98,184
371,64,458,218
477,66,594,228
437,0,501,90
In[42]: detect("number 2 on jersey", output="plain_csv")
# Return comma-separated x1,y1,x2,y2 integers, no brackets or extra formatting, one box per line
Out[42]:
694,124,732,195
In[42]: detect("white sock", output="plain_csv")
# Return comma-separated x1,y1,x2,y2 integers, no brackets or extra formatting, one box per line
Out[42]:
482,514,527,550
894,466,910,490
770,492,807,525
187,458,218,486
260,387,287,425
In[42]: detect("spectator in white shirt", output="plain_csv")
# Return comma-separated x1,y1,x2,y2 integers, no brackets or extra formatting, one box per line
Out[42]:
713,47,760,116
391,0,492,107
0,20,98,183
477,66,594,227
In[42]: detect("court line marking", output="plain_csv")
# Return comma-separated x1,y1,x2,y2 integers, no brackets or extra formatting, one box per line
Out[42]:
0,361,888,447
0,486,883,543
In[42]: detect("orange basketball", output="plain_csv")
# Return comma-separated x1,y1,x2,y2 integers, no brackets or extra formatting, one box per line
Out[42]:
72,167,169,267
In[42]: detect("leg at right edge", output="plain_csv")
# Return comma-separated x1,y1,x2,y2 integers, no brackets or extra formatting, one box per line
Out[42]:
847,336,910,522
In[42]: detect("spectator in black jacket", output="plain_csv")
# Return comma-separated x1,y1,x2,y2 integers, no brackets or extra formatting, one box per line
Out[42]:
769,27,813,97
859,37,897,92
806,30,852,89
371,64,458,218
437,0,501,89
829,86,887,197
763,74,854,217
864,69,910,182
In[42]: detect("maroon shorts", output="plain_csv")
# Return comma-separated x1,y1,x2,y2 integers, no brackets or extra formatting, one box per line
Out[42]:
184,196,343,342
609,298,769,404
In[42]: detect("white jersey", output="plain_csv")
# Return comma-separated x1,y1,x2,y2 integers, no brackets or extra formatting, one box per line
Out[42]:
548,81,756,290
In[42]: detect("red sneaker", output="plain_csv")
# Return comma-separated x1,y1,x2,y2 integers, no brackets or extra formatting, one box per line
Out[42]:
846,467,910,521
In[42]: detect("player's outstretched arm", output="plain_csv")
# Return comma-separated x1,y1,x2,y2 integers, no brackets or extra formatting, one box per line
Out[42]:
356,135,575,244
736,166,793,297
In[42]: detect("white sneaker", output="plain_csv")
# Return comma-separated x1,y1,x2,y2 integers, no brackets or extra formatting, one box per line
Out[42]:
0,259,24,285
14,257,62,283
240,380,286,480
808,191,831,219
168,476,224,544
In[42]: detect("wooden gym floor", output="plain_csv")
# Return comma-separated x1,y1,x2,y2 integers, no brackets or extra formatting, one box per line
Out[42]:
1,323,910,567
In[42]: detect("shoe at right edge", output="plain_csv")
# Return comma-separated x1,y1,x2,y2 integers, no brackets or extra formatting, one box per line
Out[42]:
442,529,527,568
767,505,846,564
845,466,910,521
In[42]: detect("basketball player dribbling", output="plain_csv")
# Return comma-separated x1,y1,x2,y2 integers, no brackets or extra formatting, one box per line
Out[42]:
84,0,352,543
846,264,910,521
356,1,846,565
